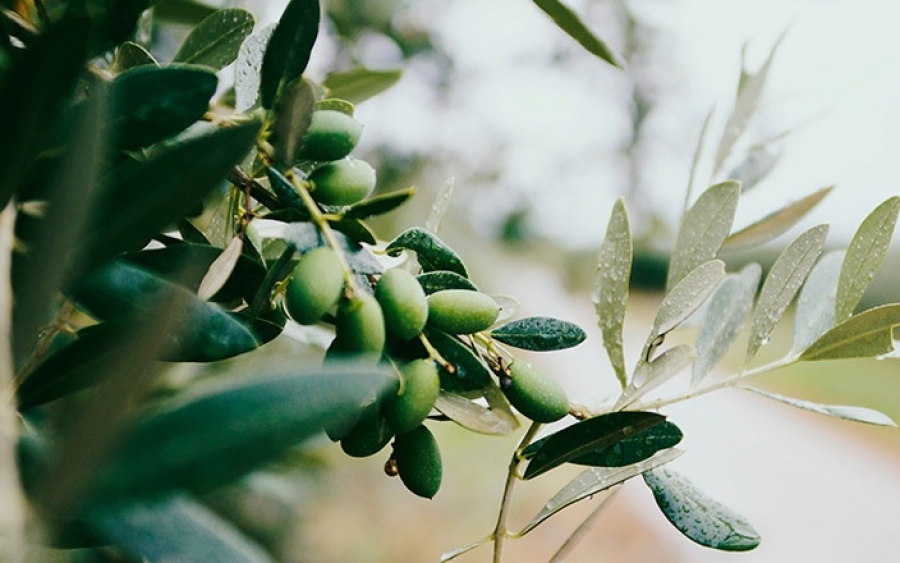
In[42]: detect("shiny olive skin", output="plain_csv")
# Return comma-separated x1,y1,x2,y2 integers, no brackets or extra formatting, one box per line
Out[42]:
327,292,386,361
385,360,440,434
426,289,499,334
284,247,344,325
308,157,377,206
502,361,569,423
375,268,429,341
340,403,393,458
298,109,363,162
393,425,442,499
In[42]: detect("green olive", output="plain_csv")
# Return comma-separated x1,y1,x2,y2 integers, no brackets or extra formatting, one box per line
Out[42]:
327,292,386,361
298,109,363,162
502,361,569,423
426,289,499,334
340,403,393,458
284,247,344,325
308,157,376,206
385,360,440,434
375,268,429,341
393,425,442,499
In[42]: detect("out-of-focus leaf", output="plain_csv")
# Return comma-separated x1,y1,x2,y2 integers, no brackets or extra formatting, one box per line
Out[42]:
416,271,478,294
490,316,586,351
259,0,320,109
434,389,518,436
322,67,403,104
235,24,276,113
667,181,739,291
89,366,394,500
743,387,895,426
386,227,468,277
693,264,760,384
799,304,900,361
108,65,218,150
524,421,682,467
723,186,833,251
197,237,243,300
725,146,781,192
793,250,844,352
111,42,158,72
173,8,255,70
617,345,693,410
593,197,631,387
682,107,715,217
523,411,665,480
88,496,274,563
0,17,90,209
344,187,415,219
643,467,760,551
426,177,454,234
424,329,493,394
85,0,153,55
79,121,261,271
531,0,621,67
271,78,315,165
746,224,828,362
518,448,682,536
836,196,900,322
315,98,355,114
439,537,490,563
712,33,784,175
283,222,383,274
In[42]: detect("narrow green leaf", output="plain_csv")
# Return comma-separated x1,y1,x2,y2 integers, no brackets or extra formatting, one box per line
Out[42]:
617,345,694,410
693,264,761,384
234,24,276,113
523,411,666,480
743,387,896,426
322,67,403,104
643,467,761,551
793,250,844,352
259,0,320,109
490,316,586,352
667,181,740,291
524,421,682,467
344,187,416,219
271,77,316,165
266,166,308,212
434,390,518,436
593,197,631,387
746,224,828,362
682,107,715,217
415,271,478,294
197,237,243,300
329,217,378,246
88,496,274,563
723,186,833,251
112,42,158,72
425,177,454,234
725,146,781,192
386,227,468,277
518,448,683,536
440,537,490,563
800,304,900,361
836,196,900,321
531,0,621,67
424,329,493,394
90,366,394,500
173,8,255,70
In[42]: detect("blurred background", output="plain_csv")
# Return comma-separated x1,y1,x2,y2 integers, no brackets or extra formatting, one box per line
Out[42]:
148,0,900,561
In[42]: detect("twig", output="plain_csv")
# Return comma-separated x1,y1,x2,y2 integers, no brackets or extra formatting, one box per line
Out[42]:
493,421,542,563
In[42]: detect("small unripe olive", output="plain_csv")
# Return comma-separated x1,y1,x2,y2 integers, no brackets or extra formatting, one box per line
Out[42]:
502,361,569,423
375,269,428,341
284,247,344,325
426,289,499,334
298,109,363,162
385,360,440,434
308,158,376,206
328,292,386,360
393,425,442,499
340,403,393,458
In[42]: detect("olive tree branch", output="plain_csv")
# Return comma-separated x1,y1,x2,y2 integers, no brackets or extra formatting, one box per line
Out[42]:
493,421,542,563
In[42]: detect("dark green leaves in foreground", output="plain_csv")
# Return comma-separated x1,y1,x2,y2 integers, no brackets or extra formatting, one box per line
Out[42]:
490,316,585,351
643,467,761,551
523,411,666,479
91,366,394,500
387,227,468,277
524,420,682,467
531,0,620,68
260,0,320,108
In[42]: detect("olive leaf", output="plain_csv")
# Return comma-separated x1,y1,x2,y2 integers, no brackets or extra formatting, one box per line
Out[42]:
266,166,308,212
835,196,900,322
522,411,666,480
799,303,900,361
344,187,416,219
416,271,478,294
746,224,828,362
426,177,455,234
173,8,255,70
283,222,383,275
259,0,320,109
793,250,844,352
722,186,833,251
112,42,158,72
434,389,518,436
531,0,621,68
593,197,631,387
725,145,781,192
490,316,586,351
682,107,715,220
643,467,761,551
322,67,403,104
271,78,316,166
424,329,493,394
693,263,761,385
234,24,277,113
667,181,739,291
386,227,468,277
742,387,896,426
197,237,244,301
617,345,694,410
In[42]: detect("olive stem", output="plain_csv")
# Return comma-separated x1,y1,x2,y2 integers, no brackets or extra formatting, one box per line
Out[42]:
492,421,542,563
14,300,75,385
285,170,358,293
246,246,295,321
418,333,453,374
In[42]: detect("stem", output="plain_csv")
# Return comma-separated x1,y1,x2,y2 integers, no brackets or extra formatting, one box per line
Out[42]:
15,300,75,385
548,487,621,563
493,422,542,563
246,246,294,320
418,333,453,373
